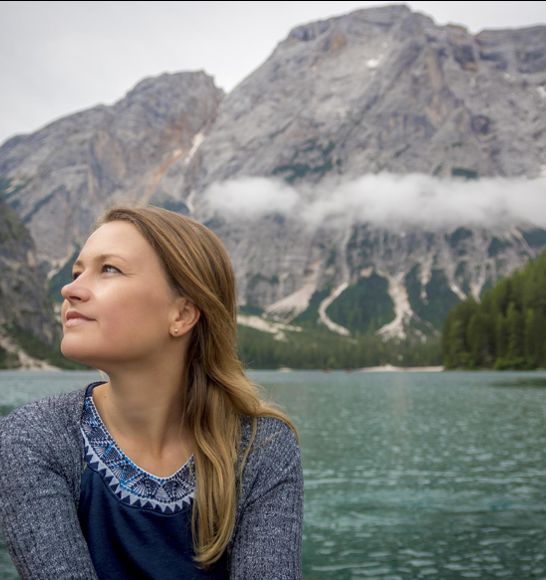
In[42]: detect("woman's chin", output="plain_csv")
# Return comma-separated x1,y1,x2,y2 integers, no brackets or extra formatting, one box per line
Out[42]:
60,342,97,367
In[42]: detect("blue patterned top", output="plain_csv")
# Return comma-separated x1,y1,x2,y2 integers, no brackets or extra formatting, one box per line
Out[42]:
78,381,228,579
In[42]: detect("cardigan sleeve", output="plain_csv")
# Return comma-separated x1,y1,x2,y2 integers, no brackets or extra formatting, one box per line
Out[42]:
229,418,304,580
0,405,99,579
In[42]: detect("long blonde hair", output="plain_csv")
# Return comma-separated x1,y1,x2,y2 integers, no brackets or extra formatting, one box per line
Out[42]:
93,204,298,568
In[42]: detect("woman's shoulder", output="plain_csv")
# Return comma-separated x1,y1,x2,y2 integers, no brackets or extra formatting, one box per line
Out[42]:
0,386,88,489
241,414,298,447
234,414,303,525
238,414,301,473
0,386,87,439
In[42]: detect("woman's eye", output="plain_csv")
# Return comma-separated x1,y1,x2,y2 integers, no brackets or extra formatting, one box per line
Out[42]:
72,264,121,281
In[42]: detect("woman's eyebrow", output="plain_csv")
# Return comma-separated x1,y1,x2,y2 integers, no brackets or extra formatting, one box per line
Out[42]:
73,253,129,268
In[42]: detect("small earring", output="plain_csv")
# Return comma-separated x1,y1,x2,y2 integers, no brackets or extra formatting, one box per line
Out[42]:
173,328,179,334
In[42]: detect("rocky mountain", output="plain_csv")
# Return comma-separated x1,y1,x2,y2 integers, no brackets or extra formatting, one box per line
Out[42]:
179,4,546,340
1,4,545,364
0,180,61,368
178,4,546,191
0,71,223,266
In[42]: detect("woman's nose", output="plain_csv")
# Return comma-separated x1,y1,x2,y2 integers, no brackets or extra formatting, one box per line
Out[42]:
60,277,89,301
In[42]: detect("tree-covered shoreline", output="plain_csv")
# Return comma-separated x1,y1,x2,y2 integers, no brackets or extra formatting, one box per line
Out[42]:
443,251,546,370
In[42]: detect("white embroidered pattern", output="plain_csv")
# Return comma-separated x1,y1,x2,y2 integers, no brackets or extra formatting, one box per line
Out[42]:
80,384,195,514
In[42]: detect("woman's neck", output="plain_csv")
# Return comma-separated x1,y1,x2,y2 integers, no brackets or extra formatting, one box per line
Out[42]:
92,370,191,457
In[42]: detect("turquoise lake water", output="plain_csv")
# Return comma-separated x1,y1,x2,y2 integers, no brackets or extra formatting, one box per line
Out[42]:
1,369,545,579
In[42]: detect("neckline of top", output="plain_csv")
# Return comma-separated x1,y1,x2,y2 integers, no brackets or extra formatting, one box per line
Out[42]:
84,381,194,481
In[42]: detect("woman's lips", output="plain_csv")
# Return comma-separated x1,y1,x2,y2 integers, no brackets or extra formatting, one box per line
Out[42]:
64,310,93,327
65,317,95,327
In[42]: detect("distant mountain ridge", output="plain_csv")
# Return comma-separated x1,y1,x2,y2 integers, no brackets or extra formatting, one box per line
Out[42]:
0,71,223,264
179,5,546,194
0,4,545,366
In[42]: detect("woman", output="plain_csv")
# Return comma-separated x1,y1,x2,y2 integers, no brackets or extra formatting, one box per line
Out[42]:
0,205,303,579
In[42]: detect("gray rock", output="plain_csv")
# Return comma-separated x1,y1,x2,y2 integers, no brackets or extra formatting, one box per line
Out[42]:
0,72,223,264
0,182,60,365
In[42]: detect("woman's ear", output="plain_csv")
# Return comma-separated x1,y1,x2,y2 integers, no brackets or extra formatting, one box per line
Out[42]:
170,298,200,337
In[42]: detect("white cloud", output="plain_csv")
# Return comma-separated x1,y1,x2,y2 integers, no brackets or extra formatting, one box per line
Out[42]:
203,177,299,218
202,173,546,230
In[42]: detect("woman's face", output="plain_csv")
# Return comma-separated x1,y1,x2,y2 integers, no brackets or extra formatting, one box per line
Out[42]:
60,220,181,370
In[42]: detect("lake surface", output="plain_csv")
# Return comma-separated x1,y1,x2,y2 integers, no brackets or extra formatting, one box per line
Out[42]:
1,370,545,579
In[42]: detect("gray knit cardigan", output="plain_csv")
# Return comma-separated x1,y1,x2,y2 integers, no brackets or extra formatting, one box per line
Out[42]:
0,386,304,579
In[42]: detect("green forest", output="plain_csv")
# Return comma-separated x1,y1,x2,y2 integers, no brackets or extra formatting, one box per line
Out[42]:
442,249,546,370
238,326,441,370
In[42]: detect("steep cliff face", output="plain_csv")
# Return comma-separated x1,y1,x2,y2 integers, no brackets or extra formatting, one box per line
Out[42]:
178,4,546,196
197,212,545,340
1,5,545,351
0,72,223,266
0,181,61,367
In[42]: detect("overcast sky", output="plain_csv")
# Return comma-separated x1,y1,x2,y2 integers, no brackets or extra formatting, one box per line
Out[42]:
1,1,545,145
